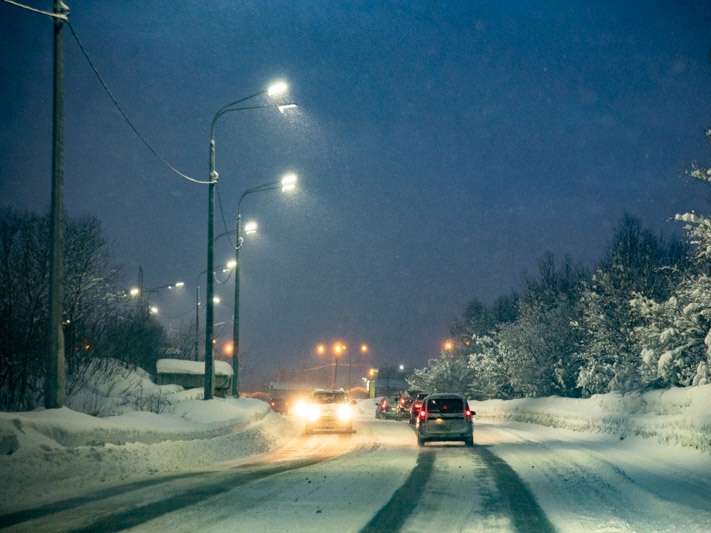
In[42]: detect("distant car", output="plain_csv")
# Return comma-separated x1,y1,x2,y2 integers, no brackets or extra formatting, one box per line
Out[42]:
303,389,356,434
269,398,289,414
395,394,413,420
375,396,397,419
408,392,429,424
416,393,474,447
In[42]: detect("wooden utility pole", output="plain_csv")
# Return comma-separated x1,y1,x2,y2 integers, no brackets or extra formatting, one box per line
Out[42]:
45,0,69,408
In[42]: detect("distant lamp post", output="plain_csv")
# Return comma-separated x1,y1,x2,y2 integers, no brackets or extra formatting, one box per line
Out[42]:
194,263,233,361
231,173,298,397
332,342,346,389
204,82,296,401
444,341,454,351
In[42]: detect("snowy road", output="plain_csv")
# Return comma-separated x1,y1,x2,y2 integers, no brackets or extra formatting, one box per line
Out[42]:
2,416,711,532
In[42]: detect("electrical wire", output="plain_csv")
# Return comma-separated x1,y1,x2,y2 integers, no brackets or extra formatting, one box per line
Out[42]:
2,0,67,19
64,21,211,185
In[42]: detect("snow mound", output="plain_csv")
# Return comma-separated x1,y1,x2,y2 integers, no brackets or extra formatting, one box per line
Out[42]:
470,384,711,453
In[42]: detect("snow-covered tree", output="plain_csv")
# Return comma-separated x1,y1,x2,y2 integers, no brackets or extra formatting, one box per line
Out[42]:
576,215,688,396
630,130,711,387
497,252,585,398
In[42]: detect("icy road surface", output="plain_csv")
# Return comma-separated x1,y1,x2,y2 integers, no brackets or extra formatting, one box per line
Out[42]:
3,416,711,532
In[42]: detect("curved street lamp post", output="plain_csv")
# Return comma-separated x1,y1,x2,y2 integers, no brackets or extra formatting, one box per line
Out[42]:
204,82,295,400
231,174,297,397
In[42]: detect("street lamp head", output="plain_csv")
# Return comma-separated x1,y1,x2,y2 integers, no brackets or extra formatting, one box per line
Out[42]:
281,173,297,192
150,306,159,315
130,287,140,297
213,296,221,304
226,260,237,269
267,81,288,97
172,282,185,288
244,221,258,235
278,104,298,113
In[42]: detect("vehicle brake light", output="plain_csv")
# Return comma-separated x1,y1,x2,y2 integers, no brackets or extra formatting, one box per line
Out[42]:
400,398,406,406
465,409,471,417
419,409,426,420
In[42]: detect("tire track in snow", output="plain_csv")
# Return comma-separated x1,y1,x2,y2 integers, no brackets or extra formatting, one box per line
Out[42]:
359,450,435,533
474,444,555,533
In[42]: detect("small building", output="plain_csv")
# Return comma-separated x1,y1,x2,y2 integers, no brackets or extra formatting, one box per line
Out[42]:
156,359,233,397
365,366,414,398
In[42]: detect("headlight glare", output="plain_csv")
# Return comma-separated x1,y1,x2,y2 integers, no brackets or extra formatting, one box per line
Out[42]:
338,404,352,422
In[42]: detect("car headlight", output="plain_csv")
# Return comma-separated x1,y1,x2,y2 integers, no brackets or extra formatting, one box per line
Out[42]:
306,404,320,422
338,404,352,422
293,400,307,417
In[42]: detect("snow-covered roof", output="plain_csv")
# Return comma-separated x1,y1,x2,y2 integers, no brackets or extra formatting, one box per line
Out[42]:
156,358,233,376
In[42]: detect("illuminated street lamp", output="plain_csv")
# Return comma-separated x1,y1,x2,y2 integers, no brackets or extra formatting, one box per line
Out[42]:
231,173,298,397
204,82,296,400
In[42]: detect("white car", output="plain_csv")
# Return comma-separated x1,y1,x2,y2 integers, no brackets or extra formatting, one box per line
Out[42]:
416,393,474,446
303,389,356,434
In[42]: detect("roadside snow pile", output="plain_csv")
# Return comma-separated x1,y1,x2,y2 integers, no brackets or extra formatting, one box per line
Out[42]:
470,384,711,453
66,358,193,417
0,360,302,514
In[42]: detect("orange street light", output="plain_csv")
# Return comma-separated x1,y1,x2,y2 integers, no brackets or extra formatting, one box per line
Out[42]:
444,341,454,351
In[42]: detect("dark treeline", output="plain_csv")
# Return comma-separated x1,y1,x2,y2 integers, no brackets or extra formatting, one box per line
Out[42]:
0,210,178,411
410,132,711,399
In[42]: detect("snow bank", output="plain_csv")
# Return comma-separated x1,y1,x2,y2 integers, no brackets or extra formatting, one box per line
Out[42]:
0,397,300,513
470,384,711,454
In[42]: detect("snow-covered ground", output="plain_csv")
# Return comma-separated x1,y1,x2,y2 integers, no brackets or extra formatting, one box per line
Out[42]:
470,384,711,454
1,362,710,530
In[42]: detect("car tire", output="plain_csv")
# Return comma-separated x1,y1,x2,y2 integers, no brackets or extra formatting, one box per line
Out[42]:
465,435,474,447
417,435,425,447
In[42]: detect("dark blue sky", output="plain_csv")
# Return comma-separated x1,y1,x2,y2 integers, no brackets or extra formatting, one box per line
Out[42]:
2,1,711,389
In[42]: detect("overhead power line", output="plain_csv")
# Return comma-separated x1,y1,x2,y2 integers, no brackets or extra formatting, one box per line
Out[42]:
3,0,67,19
64,20,209,185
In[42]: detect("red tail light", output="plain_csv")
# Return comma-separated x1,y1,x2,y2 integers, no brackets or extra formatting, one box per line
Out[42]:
419,409,426,420
400,398,406,406
414,401,422,409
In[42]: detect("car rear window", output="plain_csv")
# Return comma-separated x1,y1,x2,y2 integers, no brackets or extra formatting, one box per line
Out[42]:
426,398,463,413
312,392,347,404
